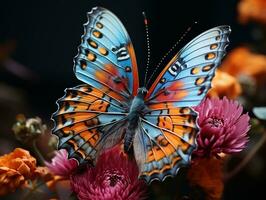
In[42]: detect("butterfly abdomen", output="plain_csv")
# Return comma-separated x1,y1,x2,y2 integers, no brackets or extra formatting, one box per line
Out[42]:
124,128,135,153
124,110,139,153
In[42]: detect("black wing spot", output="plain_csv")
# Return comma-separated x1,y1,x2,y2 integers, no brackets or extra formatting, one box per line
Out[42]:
92,30,103,38
87,39,98,49
205,53,216,60
210,43,218,50
160,78,166,83
113,77,122,83
86,86,93,93
64,102,70,111
70,90,78,98
96,22,103,29
198,86,206,95
80,60,87,70
61,115,67,125
202,64,215,72
125,66,132,72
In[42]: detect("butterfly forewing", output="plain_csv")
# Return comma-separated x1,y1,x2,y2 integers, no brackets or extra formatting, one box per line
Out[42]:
146,26,231,107
74,7,139,98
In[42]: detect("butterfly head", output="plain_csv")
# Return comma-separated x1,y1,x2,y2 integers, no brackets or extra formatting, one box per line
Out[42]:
137,87,148,98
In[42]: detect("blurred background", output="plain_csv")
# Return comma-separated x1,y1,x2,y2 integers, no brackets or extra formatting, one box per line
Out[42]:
1,0,266,199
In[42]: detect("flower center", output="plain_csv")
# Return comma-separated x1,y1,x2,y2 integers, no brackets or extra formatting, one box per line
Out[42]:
109,174,122,187
208,117,224,128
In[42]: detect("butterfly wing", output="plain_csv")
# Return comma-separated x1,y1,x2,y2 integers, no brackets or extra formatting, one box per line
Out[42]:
146,26,231,107
52,84,128,164
135,26,231,183
74,7,139,98
134,107,198,183
53,7,140,164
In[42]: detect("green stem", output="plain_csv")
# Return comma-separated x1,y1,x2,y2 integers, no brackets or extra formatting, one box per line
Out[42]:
32,139,45,166
224,131,266,181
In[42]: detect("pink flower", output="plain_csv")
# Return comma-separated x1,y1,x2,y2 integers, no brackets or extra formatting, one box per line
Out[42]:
194,97,250,157
45,149,78,178
70,145,147,200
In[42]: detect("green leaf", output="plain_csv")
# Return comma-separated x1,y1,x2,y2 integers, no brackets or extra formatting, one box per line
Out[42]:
253,107,266,120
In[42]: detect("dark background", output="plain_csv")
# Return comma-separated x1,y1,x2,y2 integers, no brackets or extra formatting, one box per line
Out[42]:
0,0,262,199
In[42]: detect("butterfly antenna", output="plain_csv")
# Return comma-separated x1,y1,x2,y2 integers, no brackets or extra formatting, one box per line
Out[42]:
143,11,151,87
146,21,198,86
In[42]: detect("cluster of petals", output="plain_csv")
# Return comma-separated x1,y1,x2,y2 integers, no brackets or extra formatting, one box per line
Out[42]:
194,97,250,157
45,149,78,178
0,148,36,196
70,145,147,200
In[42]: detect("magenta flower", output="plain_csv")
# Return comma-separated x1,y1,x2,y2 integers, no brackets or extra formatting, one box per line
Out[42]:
70,145,147,200
45,149,78,178
194,97,250,157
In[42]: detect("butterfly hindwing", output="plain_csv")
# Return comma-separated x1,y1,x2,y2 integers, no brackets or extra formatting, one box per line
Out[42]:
74,7,139,98
52,84,127,164
146,26,231,107
134,107,198,183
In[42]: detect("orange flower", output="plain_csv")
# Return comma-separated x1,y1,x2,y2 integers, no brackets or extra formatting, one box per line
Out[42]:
46,176,66,190
220,47,266,84
33,166,66,190
0,148,68,196
238,0,266,24
208,70,242,99
187,158,224,200
0,167,25,196
34,166,54,182
0,148,36,196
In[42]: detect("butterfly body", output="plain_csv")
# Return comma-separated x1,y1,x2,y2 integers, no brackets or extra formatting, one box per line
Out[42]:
124,87,148,152
52,6,231,183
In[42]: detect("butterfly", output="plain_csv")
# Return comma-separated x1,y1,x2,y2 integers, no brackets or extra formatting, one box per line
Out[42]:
52,7,231,183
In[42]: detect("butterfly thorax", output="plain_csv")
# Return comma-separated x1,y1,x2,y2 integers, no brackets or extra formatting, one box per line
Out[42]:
124,87,148,152
129,87,148,113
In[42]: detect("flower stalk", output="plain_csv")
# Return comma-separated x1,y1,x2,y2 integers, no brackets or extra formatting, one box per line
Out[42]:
32,139,45,166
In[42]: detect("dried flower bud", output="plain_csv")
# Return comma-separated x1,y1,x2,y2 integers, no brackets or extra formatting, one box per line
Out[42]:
12,114,47,143
48,135,58,150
